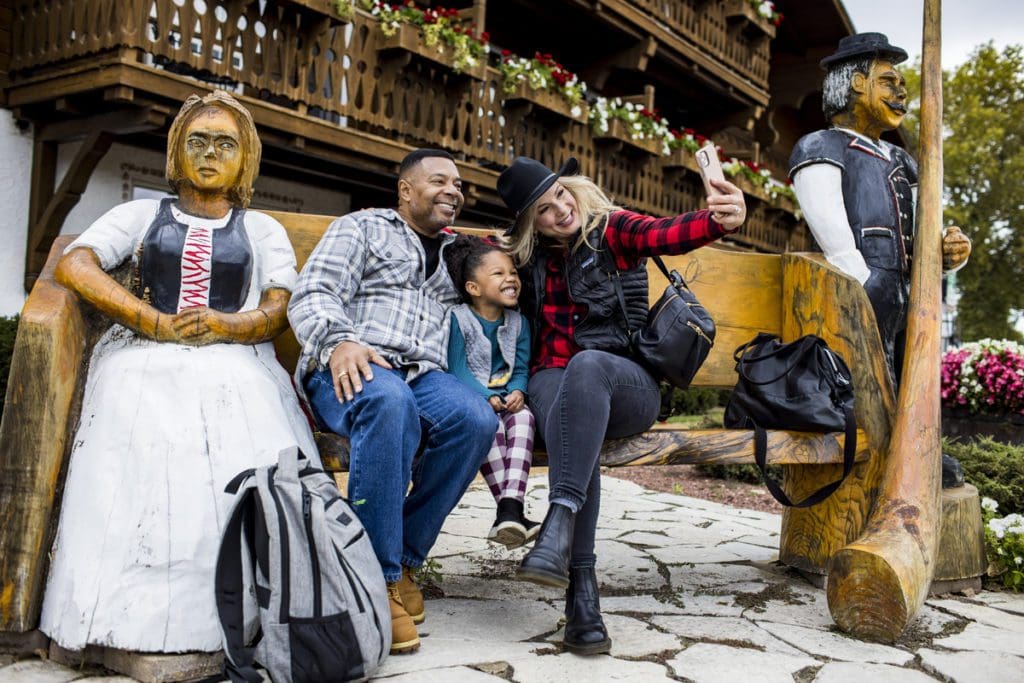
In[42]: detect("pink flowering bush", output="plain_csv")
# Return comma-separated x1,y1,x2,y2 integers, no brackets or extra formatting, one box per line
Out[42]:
941,339,1024,416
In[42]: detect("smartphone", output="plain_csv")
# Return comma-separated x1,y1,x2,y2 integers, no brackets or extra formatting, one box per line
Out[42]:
695,143,725,196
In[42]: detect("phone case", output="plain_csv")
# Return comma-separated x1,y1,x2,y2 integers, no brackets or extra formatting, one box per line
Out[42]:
696,143,725,196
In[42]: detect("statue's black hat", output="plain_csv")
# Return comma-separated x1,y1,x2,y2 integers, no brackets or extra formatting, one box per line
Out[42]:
820,32,908,68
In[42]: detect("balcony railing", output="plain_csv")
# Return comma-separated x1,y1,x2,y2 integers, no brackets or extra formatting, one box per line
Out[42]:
8,0,802,252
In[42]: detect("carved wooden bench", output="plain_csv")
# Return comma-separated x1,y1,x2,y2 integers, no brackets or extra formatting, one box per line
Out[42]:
0,210,896,637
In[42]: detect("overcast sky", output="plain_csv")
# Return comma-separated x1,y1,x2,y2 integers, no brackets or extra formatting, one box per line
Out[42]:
840,0,1024,69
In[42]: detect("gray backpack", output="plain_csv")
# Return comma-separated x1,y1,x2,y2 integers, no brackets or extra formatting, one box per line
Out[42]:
216,446,391,682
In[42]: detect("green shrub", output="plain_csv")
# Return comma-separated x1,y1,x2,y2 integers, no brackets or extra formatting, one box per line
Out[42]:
0,315,19,421
661,386,730,417
945,437,1024,515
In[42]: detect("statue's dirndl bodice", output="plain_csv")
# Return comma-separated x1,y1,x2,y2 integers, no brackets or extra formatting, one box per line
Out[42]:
138,198,253,314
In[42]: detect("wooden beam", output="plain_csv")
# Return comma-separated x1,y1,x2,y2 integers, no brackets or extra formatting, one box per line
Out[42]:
24,131,115,291
583,36,658,90
314,425,870,473
37,105,169,142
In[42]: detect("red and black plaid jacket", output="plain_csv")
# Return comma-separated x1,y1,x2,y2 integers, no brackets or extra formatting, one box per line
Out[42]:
531,209,732,373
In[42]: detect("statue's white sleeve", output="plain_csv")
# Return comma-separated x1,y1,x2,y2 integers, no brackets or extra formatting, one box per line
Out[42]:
792,164,871,284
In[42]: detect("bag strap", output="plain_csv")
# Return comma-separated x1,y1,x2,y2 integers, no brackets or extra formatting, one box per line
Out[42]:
735,334,823,386
215,488,264,683
609,269,634,336
749,404,857,508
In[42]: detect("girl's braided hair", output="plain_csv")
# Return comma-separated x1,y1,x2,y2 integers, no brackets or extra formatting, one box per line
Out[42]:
443,234,506,303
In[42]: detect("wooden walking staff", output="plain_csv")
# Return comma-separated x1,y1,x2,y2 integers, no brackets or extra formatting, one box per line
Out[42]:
826,0,945,642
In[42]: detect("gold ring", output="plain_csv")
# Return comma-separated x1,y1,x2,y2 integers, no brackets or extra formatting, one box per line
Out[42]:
338,371,349,379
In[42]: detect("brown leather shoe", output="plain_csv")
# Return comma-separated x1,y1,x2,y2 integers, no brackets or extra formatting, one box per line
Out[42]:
397,565,425,624
386,582,420,654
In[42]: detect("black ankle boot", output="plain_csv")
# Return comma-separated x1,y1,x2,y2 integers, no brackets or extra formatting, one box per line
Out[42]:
564,566,611,655
516,503,575,588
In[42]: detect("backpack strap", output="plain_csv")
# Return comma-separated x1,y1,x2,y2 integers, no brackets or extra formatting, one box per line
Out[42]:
215,487,264,683
749,403,857,508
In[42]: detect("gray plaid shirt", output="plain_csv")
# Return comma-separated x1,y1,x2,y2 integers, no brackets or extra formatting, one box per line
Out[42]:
288,208,459,396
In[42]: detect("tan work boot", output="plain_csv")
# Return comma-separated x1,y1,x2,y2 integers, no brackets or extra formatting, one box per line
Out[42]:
397,565,425,624
386,582,420,654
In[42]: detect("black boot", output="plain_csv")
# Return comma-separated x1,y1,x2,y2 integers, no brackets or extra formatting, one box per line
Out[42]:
489,497,528,548
516,503,575,588
563,566,611,655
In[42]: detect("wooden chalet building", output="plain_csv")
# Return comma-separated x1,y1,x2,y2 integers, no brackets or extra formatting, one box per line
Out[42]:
0,0,864,301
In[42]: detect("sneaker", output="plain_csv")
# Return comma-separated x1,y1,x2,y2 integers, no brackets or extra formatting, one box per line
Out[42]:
386,582,420,654
397,565,425,624
489,498,529,549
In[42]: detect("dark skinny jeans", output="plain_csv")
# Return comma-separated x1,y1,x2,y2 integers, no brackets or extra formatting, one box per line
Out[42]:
528,350,661,568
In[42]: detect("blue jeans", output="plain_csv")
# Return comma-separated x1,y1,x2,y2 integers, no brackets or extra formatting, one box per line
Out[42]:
305,366,496,582
528,350,661,568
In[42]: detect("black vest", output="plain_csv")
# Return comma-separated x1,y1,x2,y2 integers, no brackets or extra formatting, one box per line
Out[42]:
138,199,253,314
520,226,648,355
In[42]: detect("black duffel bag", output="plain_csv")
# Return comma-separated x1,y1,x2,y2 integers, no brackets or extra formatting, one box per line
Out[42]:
724,333,856,508
612,255,715,390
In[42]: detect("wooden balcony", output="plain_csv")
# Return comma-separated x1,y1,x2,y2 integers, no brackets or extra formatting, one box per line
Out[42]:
5,0,804,274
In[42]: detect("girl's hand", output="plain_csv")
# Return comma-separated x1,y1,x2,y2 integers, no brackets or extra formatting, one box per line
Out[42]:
504,390,525,413
488,395,505,413
706,178,746,231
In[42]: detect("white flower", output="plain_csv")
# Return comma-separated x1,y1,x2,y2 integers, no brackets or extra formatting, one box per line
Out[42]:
982,497,999,512
758,1,774,18
570,105,582,118
1016,556,1023,566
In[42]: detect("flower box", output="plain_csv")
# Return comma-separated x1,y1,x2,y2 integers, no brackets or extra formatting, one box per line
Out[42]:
661,147,699,173
593,118,664,156
723,0,777,39
376,23,487,82
942,409,1024,445
502,81,588,125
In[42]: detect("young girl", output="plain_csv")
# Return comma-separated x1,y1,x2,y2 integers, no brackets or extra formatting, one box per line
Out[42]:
444,235,539,548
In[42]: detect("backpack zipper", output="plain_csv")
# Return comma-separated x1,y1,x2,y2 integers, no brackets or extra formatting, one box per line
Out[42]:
302,488,323,618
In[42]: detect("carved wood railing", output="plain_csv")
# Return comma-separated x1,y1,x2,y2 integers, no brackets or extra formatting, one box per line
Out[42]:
8,0,802,251
629,0,772,87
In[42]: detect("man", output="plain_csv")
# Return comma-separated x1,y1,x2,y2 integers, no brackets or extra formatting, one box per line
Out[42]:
789,32,971,381
288,149,497,654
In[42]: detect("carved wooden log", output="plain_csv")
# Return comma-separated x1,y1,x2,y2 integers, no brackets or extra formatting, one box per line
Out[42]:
826,0,945,643
779,253,896,577
315,425,869,472
0,239,85,632
933,484,986,588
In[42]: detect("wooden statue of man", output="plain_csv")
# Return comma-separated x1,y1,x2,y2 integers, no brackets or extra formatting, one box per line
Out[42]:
789,32,971,382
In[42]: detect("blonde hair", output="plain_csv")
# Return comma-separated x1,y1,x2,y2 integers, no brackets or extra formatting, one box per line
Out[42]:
165,90,261,208
504,174,621,265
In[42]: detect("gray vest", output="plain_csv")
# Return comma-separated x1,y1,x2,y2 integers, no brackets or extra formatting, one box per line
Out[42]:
451,304,522,388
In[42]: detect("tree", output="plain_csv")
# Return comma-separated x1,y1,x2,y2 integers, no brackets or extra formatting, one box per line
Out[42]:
903,43,1024,342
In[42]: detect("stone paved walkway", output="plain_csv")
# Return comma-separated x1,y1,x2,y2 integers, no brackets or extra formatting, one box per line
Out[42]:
3,474,1024,682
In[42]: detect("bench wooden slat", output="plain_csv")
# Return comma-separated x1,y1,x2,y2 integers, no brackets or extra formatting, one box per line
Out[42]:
314,426,868,472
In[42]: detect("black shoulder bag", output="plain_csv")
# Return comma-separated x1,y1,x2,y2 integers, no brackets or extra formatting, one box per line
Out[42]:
723,332,856,508
611,255,715,390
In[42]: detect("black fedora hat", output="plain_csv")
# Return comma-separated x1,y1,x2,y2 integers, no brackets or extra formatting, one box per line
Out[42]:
820,32,908,68
497,156,579,224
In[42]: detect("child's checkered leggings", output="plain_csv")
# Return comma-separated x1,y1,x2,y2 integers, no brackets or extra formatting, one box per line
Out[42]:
479,406,535,501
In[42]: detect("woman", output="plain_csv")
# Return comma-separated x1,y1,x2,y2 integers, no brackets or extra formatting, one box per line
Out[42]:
39,91,316,653
496,156,746,654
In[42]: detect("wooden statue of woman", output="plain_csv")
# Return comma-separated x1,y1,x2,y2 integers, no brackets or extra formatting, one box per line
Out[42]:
38,90,316,653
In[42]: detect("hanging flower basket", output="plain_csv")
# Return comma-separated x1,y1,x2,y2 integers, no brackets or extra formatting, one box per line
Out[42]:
723,0,778,39
377,22,488,81
661,146,699,172
593,118,664,156
502,80,588,124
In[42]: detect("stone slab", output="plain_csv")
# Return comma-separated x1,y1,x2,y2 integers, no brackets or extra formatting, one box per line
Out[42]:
546,614,680,658
0,660,82,683
927,598,1024,630
932,622,1024,656
381,664,512,682
374,638,541,678
511,650,671,682
758,621,914,665
667,642,818,683
918,647,1024,683
812,661,939,682
650,615,806,657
